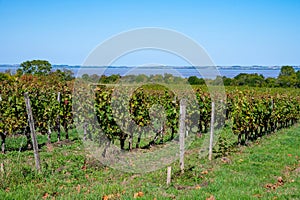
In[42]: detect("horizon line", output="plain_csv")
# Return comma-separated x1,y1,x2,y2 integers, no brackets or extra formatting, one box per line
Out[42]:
1,64,300,68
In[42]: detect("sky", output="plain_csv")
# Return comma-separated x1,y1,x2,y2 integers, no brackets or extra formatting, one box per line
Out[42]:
0,0,300,66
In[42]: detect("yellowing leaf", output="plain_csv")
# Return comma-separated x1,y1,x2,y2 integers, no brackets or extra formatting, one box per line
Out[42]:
134,191,144,198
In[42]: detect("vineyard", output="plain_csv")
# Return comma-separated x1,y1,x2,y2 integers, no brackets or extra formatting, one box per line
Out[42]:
1,74,300,154
2,1,300,197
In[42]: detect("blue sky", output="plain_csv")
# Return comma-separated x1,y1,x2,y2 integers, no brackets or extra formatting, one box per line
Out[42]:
0,0,300,66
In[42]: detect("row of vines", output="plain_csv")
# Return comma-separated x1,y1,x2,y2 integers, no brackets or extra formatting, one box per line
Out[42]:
0,75,73,153
1,75,300,153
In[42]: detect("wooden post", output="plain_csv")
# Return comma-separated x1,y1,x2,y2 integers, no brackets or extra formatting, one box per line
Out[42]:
1,132,6,154
167,166,172,186
57,92,61,142
83,122,87,141
0,162,4,173
208,101,215,161
129,123,133,150
24,92,41,173
179,99,186,173
88,124,92,140
0,95,4,154
47,125,51,144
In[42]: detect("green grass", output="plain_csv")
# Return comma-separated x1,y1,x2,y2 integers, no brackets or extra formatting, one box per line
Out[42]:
3,129,79,152
0,125,299,199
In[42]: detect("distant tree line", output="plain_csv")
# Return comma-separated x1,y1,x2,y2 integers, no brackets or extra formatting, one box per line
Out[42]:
0,61,299,88
188,66,300,88
81,65,300,88
0,60,74,82
80,73,187,84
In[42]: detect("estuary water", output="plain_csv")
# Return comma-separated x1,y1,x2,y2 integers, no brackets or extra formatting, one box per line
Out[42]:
0,65,293,78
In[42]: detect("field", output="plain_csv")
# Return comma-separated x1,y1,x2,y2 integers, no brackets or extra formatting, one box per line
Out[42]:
0,73,300,199
2,0,300,198
0,123,299,199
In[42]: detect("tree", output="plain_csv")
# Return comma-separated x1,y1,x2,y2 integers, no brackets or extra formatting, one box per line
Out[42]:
0,70,14,82
150,74,164,83
89,74,100,83
187,76,205,85
297,71,300,87
277,66,297,87
61,68,74,81
265,77,278,87
279,66,295,76
223,76,232,86
232,73,265,87
164,73,174,83
16,69,23,77
0,73,10,82
81,74,90,81
135,74,148,83
212,76,224,85
51,69,74,81
107,74,121,83
19,60,52,75
98,74,121,84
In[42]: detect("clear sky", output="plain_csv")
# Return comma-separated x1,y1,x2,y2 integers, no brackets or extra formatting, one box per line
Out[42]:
0,0,300,66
